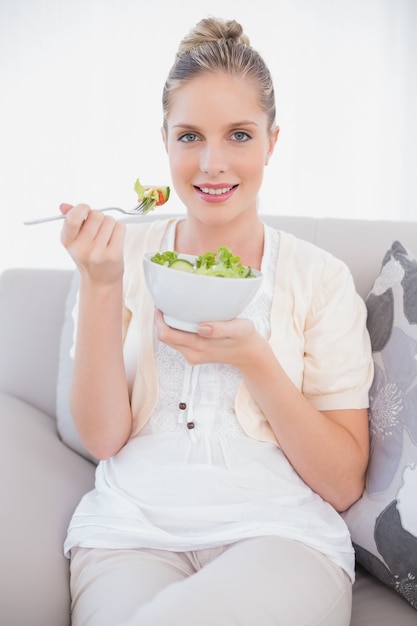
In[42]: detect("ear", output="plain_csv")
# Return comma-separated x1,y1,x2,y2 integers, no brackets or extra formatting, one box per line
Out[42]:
265,125,279,165
161,127,168,153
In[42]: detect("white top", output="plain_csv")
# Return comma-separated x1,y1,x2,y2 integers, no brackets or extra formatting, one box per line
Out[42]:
64,222,360,581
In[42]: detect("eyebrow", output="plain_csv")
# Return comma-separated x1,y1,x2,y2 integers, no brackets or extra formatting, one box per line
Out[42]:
171,120,260,130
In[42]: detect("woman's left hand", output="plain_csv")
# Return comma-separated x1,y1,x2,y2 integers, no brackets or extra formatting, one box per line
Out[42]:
154,309,264,369
155,313,369,512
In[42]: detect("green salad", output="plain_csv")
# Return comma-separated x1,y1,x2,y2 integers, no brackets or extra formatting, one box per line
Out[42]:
151,246,256,278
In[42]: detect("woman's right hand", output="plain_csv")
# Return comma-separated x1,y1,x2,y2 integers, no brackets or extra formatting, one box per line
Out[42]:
59,203,126,285
59,203,132,459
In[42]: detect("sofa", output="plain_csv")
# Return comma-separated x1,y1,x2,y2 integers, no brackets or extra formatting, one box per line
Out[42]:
1,214,417,626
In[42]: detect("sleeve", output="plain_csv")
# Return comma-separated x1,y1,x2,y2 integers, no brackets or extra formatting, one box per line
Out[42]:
302,255,374,411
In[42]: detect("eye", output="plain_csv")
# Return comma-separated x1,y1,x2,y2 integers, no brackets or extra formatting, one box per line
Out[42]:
231,131,251,142
178,132,199,143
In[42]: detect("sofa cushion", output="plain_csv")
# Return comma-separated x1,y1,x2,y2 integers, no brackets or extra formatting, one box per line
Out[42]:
0,392,95,626
343,240,417,610
352,566,417,625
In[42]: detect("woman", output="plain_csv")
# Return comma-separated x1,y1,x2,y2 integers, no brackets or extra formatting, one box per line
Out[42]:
61,17,373,626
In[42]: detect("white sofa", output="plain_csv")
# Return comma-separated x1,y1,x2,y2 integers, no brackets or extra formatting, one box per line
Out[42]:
1,214,416,626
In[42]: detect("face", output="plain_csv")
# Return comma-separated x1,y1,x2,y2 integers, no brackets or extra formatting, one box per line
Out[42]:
162,71,278,225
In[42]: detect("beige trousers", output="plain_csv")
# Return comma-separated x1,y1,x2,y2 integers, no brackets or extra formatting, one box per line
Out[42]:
70,536,352,626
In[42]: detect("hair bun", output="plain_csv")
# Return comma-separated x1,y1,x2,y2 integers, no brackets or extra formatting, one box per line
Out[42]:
178,17,250,56
163,15,276,134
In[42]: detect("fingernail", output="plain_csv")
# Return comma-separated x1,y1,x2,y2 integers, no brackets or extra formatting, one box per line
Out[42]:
198,324,212,336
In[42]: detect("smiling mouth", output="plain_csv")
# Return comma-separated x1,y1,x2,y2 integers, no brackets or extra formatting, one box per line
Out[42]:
195,185,238,196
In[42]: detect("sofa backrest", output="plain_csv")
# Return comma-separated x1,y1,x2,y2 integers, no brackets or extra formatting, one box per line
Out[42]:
262,215,417,299
0,268,73,418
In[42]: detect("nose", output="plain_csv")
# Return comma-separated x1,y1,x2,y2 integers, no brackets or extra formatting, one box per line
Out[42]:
199,141,227,176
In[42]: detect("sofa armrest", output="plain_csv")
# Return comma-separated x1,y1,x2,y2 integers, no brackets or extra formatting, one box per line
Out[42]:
0,268,73,418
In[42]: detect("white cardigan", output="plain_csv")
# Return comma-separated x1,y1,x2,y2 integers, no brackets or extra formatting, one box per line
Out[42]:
122,218,373,444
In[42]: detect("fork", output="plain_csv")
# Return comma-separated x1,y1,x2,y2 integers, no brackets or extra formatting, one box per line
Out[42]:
23,197,156,225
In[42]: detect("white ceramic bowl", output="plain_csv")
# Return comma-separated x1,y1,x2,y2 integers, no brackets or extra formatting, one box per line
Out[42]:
143,252,263,332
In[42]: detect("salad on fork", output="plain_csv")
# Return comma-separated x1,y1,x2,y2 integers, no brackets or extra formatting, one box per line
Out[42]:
23,178,170,225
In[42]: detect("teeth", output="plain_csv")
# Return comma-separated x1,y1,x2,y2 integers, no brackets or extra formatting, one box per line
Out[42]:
199,186,233,195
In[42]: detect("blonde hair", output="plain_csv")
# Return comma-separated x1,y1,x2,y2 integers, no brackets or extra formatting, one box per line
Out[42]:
162,17,276,133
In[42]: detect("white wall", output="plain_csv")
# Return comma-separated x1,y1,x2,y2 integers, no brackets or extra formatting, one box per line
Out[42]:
1,0,416,272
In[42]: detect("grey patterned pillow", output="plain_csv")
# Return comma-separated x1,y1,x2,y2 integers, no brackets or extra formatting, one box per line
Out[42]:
343,241,417,609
